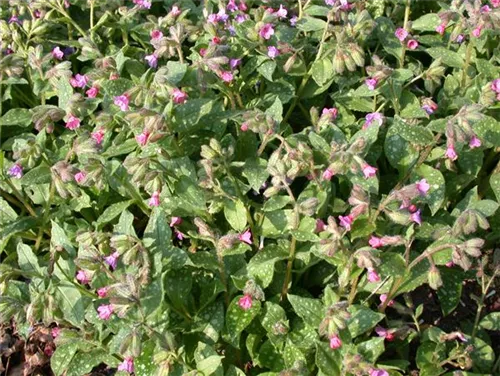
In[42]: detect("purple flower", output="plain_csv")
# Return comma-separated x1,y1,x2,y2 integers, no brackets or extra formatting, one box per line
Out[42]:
136,131,150,146
365,77,378,91
329,334,342,349
363,112,384,129
114,94,130,111
104,251,120,270
469,136,482,149
436,22,447,35
118,358,134,374
395,27,408,42
339,214,354,231
207,13,219,23
325,0,335,5
221,71,234,82
149,191,160,207
362,164,377,178
69,73,88,88
133,0,151,9
491,79,500,93
227,0,238,12
172,88,188,104
322,107,338,120
92,129,105,145
446,145,458,161
259,24,275,40
86,86,99,98
290,15,298,26
76,270,91,284
367,267,381,282
322,168,334,181
238,294,253,310
230,58,242,70
170,216,182,227
472,25,482,38
239,229,252,245
275,4,287,18
455,34,465,43
97,304,114,320
315,219,326,233
170,5,181,16
369,369,389,376
8,164,23,179
145,53,158,68
150,29,163,41
97,287,108,298
416,178,430,195
235,14,248,23
379,294,394,307
52,47,64,60
267,46,280,59
74,171,86,184
369,236,383,248
410,209,422,225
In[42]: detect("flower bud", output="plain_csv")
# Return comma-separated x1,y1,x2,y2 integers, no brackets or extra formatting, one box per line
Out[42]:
428,266,443,290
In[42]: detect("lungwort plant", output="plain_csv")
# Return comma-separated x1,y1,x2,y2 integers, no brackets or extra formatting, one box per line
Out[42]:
1,0,500,375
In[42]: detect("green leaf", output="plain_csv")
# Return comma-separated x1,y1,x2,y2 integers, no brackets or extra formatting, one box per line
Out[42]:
394,117,434,145
312,59,334,86
225,296,261,347
175,176,206,213
384,120,419,173
134,340,158,376
0,108,31,127
51,221,76,257
414,164,446,215
96,200,134,228
0,197,18,225
316,341,342,376
490,173,500,203
469,200,499,217
173,98,214,133
21,165,52,185
57,77,73,110
224,199,247,232
247,244,289,287
347,305,384,337
469,336,495,373
55,285,89,327
257,60,277,82
263,195,291,212
101,78,134,97
297,16,327,32
479,312,500,330
426,47,464,68
400,91,428,118
261,209,294,237
356,337,385,363
411,14,441,31
165,61,188,85
51,342,79,376
66,349,116,376
243,157,269,192
436,268,463,316
288,294,323,328
17,243,42,275
475,116,500,147
265,97,283,123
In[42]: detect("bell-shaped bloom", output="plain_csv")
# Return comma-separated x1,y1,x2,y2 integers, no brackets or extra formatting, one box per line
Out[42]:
395,27,408,41
329,335,342,349
114,94,130,111
76,270,91,284
416,179,430,196
104,251,120,270
365,77,378,91
74,171,86,184
239,229,252,245
52,47,64,60
362,164,377,178
8,164,23,179
149,191,160,207
339,215,354,231
98,304,114,320
406,39,418,50
259,24,275,40
238,294,253,310
65,115,81,130
172,88,188,104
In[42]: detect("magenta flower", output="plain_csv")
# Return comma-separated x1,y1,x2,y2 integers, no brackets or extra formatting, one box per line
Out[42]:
136,131,150,146
51,327,60,338
8,164,23,179
275,4,287,18
110,73,119,80
422,103,437,115
65,115,81,130
322,107,338,120
74,171,86,184
363,112,383,129
445,261,454,268
481,5,491,12
114,94,130,111
52,47,64,60
149,191,160,207
240,123,249,131
238,294,253,310
104,251,120,270
365,77,378,90
329,335,342,349
395,27,408,41
362,164,377,178
86,86,99,98
322,168,334,181
145,53,158,68
69,74,88,88
221,71,234,82
267,46,280,59
229,58,242,70
238,0,247,11
315,219,326,233
92,129,105,145
76,270,91,284
339,214,354,231
369,235,383,248
150,29,163,41
64,0,70,8
290,15,298,26
170,216,182,227
97,287,109,298
175,229,186,240
170,5,181,16
227,0,238,12
491,79,500,93
410,209,422,225
416,178,430,196
406,39,418,50
172,88,188,104
118,357,134,373
325,0,335,5
469,136,482,149
369,368,389,376
367,267,381,282
235,14,248,23
445,145,458,161
435,22,447,35
259,23,275,40
492,0,500,8
98,305,113,321
379,294,394,307
133,0,151,9
239,229,252,245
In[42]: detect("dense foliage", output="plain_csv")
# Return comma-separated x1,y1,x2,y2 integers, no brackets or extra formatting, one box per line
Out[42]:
1,0,500,375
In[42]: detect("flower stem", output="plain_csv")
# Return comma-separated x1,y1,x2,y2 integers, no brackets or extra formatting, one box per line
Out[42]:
462,39,474,90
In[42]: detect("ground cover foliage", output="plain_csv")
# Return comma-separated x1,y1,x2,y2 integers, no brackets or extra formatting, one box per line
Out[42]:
1,0,500,375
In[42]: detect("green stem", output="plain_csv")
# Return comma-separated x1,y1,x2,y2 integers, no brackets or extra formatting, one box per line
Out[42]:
90,0,95,41
462,39,474,90
5,179,37,217
217,252,230,307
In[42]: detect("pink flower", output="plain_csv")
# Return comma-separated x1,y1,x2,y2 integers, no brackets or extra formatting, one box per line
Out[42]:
86,86,99,98
92,129,105,145
118,357,134,373
110,73,119,80
395,27,408,41
227,0,238,12
322,107,338,120
435,22,447,35
65,115,81,130
175,229,185,240
150,29,163,41
446,145,458,161
472,25,483,38
230,58,242,70
170,216,182,227
97,287,109,298
410,209,422,225
238,0,247,11
375,326,395,341
97,304,114,320
240,123,249,131
369,369,389,376
64,0,70,8
221,71,234,82
74,171,86,184
239,229,252,245
490,79,500,93
145,53,158,68
114,94,130,111
69,74,88,88
481,5,491,12
275,4,287,18
367,267,381,282
133,0,151,9
259,24,275,40
379,294,394,307
136,131,150,146
339,215,354,231
362,164,377,178
365,77,378,91
455,34,465,43
104,251,120,270
315,219,326,233
369,236,383,248
8,164,23,179
329,335,342,349
170,5,181,16
492,0,500,8
267,46,280,59
416,178,430,196
172,88,188,104
76,270,91,284
469,136,481,149
290,15,298,26
51,327,60,338
52,47,64,60
363,112,383,129
149,191,160,207
238,294,253,310
445,261,454,268
322,168,334,181
406,39,418,50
